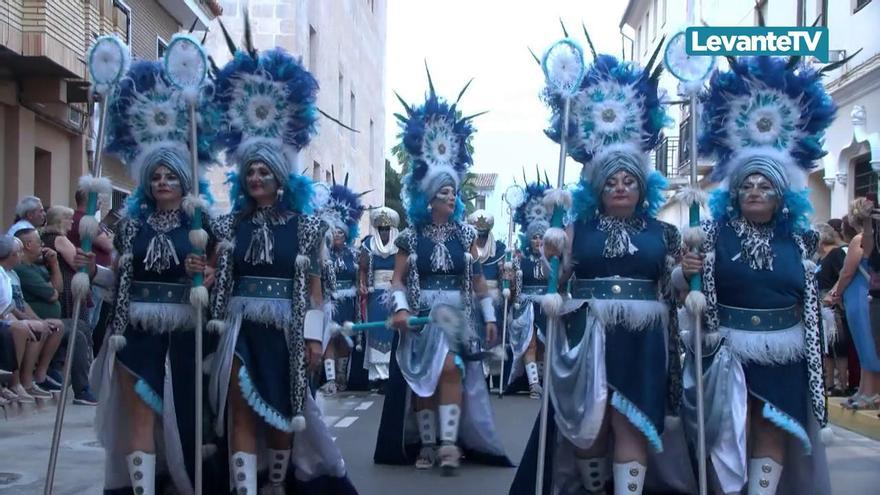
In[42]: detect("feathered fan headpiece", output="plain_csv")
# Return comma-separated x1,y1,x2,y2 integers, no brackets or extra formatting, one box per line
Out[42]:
315,171,368,244
514,168,553,250
542,27,670,221
701,55,843,230
213,17,319,214
395,65,483,226
105,47,215,217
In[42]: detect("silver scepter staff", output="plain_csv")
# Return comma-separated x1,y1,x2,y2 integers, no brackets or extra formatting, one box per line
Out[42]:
663,29,715,495
44,35,128,495
534,37,586,495
163,33,210,495
499,185,525,397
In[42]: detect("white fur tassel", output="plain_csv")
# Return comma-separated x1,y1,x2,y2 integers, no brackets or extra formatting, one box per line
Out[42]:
182,194,209,218
682,226,707,250
543,227,567,253
672,186,708,208
685,290,707,315
181,86,200,106
72,272,91,299
78,175,113,195
541,293,564,318
542,188,573,211
291,415,306,432
189,229,209,251
190,285,209,308
207,319,227,334
502,287,511,299
820,426,834,445
217,239,235,253
109,334,127,351
78,215,100,242
296,255,310,270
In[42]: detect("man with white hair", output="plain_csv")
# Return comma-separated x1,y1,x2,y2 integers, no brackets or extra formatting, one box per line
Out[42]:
8,196,46,236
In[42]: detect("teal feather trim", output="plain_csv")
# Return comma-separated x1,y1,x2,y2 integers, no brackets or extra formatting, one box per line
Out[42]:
762,402,811,454
134,378,163,415
238,365,297,433
611,391,663,453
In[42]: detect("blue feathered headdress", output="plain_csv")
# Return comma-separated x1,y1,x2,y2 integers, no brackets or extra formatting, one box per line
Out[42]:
316,172,368,244
105,58,215,216
545,53,668,165
512,168,552,250
700,56,836,188
396,65,482,226
212,18,320,215
700,55,839,231
541,35,670,221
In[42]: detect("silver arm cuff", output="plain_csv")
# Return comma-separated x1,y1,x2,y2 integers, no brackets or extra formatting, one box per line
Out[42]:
480,296,497,323
392,290,410,313
304,309,324,341
92,265,115,289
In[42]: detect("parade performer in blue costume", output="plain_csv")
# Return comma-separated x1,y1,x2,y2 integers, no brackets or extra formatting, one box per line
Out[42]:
678,55,837,495
90,45,220,494
511,49,685,494
317,176,370,394
373,71,512,474
358,206,401,387
505,176,551,399
206,28,357,494
467,209,509,381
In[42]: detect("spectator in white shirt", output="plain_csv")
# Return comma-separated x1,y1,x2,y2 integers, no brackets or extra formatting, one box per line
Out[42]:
8,196,46,236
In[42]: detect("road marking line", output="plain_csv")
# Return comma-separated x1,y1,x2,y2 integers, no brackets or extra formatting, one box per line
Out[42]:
334,416,359,428
322,416,339,425
355,401,373,410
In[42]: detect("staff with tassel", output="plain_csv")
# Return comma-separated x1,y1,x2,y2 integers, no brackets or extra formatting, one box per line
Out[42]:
163,33,210,495
499,185,525,397
43,35,128,495
533,32,586,495
663,29,716,495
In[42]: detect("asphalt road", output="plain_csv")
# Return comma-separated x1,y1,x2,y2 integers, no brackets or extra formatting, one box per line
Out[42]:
2,390,880,494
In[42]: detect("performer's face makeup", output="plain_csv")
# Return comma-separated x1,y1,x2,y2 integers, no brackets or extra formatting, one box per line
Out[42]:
333,228,346,247
150,165,183,205
738,173,778,222
431,186,457,217
246,161,279,203
378,226,391,243
530,234,543,253
601,171,640,215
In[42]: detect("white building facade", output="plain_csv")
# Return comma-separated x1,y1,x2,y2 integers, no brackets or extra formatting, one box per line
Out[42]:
620,0,880,225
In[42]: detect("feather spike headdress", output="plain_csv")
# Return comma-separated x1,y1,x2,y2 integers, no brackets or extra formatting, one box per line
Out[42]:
542,30,670,221
514,169,553,250
316,172,368,244
212,17,319,215
700,55,839,231
396,65,480,226
105,57,215,217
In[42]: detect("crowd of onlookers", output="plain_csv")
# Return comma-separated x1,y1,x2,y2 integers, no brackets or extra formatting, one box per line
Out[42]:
816,197,880,414
0,191,118,409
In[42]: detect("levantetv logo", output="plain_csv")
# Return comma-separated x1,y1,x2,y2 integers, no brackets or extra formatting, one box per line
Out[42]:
686,27,829,62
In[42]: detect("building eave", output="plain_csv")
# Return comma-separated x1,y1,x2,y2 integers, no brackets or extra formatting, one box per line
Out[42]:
619,0,640,29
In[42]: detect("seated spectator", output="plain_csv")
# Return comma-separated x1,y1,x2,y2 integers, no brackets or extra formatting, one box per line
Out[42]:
8,196,46,236
42,206,87,322
13,228,96,405
0,235,62,402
